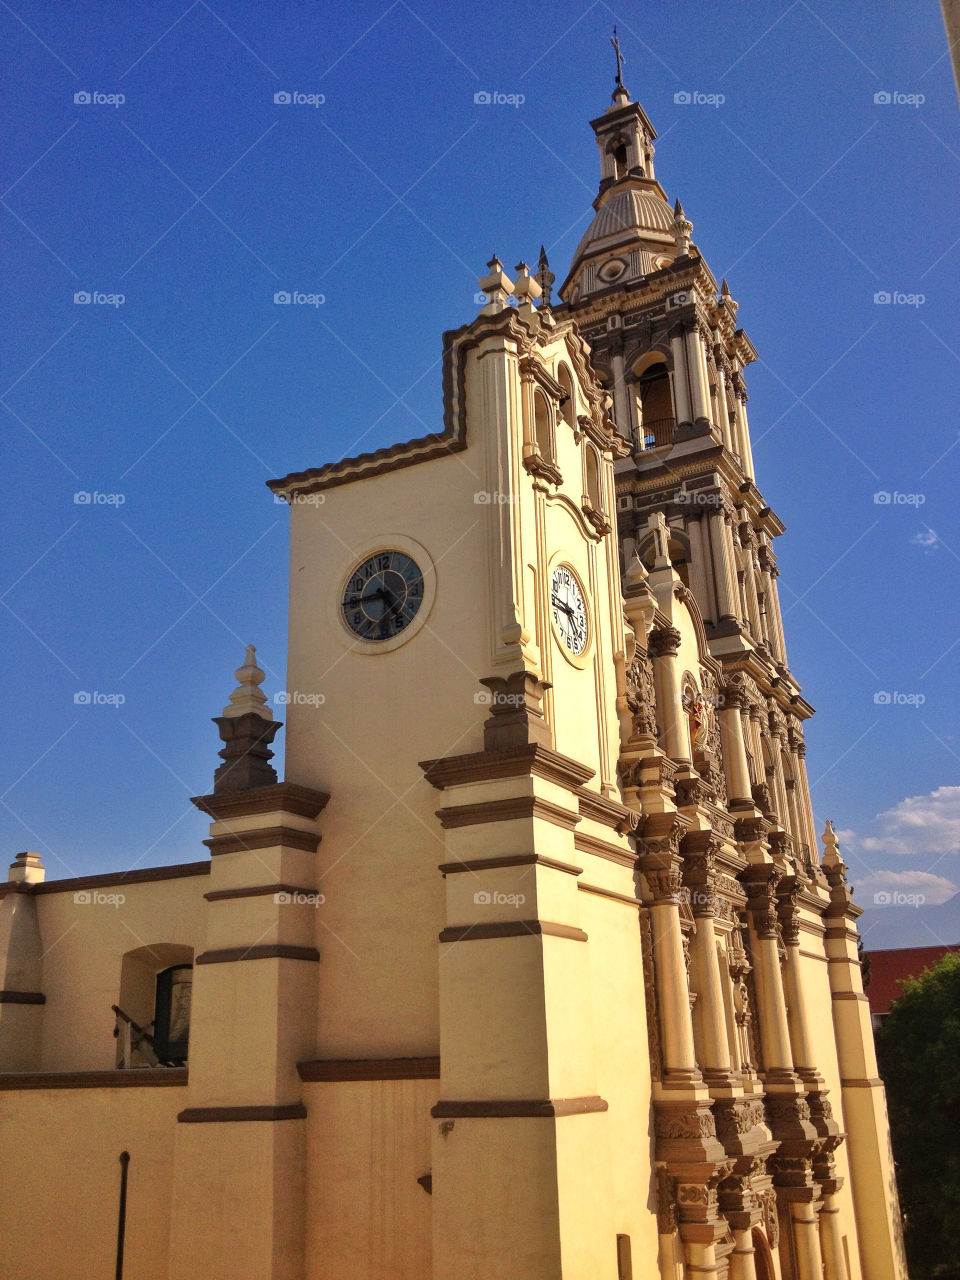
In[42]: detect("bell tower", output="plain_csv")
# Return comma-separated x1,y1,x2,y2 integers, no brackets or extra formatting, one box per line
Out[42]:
557,64,908,1280
559,71,811,834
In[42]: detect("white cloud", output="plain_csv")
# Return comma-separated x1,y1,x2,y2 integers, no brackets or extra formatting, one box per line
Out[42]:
911,527,940,554
857,785,960,857
853,868,958,907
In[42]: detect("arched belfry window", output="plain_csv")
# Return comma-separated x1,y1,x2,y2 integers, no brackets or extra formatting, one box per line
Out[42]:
612,142,628,179
635,361,675,449
557,364,575,429
533,390,554,461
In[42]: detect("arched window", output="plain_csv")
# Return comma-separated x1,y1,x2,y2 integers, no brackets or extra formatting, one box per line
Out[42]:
585,446,602,510
636,361,675,448
116,943,193,1068
611,141,628,179
533,390,553,461
557,364,575,429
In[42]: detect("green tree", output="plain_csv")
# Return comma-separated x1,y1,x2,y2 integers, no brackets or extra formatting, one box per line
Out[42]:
874,950,960,1279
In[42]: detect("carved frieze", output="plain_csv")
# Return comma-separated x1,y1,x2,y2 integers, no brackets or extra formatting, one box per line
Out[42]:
624,650,659,738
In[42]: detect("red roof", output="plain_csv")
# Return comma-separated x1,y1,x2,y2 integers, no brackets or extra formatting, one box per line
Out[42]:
866,945,959,1016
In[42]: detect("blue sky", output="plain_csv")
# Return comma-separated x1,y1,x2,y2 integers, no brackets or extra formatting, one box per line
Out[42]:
1,1,958,944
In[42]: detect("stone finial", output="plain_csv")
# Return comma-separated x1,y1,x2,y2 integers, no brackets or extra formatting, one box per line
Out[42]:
513,261,542,315
720,278,739,316
222,645,272,720
535,245,554,307
821,820,843,868
211,645,281,794
8,851,45,884
477,255,514,313
624,551,649,590
673,199,693,256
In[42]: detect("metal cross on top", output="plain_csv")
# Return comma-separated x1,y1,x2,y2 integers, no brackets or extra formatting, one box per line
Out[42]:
611,27,625,88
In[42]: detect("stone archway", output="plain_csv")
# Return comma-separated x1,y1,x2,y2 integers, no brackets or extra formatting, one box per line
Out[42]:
752,1227,776,1280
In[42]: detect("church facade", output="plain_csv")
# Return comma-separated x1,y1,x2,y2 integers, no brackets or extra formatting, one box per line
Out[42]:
0,75,907,1280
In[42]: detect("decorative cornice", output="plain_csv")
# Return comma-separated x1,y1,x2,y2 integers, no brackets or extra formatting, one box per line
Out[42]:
435,795,580,831
191,782,329,821
421,743,594,791
204,825,321,856
438,854,582,877
439,920,587,943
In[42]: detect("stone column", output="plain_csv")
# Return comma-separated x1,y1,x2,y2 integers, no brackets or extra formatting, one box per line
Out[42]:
671,333,692,426
685,327,711,424
649,625,687,763
728,1227,758,1280
719,685,752,807
777,880,818,1080
741,869,793,1080
734,383,756,479
683,844,732,1080
709,511,738,622
819,1191,847,1280
789,1201,825,1280
645,855,698,1079
610,342,630,441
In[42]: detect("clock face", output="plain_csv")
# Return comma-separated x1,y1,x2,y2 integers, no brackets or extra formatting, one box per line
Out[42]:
551,564,588,656
342,550,424,642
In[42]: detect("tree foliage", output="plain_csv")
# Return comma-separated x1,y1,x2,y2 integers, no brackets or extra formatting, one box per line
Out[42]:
874,950,960,1279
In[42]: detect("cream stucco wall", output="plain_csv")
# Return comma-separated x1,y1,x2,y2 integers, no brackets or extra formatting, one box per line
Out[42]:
0,1085,184,1280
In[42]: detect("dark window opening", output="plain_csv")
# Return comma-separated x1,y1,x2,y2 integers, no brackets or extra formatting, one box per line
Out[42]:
637,362,675,448
153,965,192,1064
